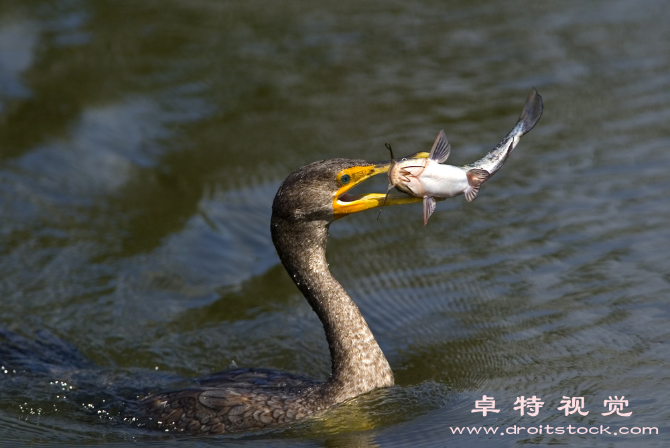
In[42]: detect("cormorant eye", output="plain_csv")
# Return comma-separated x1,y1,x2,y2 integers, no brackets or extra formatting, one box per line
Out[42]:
340,174,351,184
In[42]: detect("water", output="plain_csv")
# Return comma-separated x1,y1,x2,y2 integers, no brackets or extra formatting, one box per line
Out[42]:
1,0,669,446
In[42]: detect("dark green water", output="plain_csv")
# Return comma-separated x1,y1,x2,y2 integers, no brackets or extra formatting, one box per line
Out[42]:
1,1,669,446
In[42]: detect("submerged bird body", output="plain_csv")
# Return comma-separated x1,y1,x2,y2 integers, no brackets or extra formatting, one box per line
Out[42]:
386,88,543,224
141,158,420,434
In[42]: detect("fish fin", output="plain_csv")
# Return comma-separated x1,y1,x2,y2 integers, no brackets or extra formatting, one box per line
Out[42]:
464,186,479,202
464,169,490,202
428,130,451,163
518,88,543,135
423,196,436,225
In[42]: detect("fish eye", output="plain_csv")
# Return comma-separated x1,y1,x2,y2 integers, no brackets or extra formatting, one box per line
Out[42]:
340,174,351,184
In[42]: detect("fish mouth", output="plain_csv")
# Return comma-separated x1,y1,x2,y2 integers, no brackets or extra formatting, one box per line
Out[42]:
332,155,429,219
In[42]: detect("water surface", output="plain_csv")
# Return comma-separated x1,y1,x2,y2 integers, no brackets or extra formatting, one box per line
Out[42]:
1,0,669,446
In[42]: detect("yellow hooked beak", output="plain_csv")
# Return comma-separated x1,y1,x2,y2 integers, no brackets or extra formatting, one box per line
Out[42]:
332,152,430,219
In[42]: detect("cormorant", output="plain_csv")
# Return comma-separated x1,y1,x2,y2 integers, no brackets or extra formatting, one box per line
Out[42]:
141,157,423,434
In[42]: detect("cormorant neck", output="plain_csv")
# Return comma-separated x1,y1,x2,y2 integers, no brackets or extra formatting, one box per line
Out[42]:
270,215,394,402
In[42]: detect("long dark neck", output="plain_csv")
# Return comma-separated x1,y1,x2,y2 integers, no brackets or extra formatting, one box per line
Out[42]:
271,216,394,402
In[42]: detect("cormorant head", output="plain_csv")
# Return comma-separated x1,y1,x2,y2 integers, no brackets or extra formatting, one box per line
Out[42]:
272,158,423,224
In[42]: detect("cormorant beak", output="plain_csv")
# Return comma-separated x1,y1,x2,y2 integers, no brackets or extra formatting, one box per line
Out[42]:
332,152,430,220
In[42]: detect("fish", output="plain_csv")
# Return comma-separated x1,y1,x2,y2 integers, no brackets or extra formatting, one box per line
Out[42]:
384,88,543,225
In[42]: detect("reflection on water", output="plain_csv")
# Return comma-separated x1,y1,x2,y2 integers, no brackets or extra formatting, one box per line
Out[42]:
1,0,670,446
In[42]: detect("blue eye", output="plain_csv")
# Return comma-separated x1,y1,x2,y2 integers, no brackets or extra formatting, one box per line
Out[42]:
340,174,351,184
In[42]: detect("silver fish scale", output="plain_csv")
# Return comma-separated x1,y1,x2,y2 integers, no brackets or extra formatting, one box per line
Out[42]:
462,122,523,176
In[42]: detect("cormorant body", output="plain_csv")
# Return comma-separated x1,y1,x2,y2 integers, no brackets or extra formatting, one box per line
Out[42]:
141,158,417,434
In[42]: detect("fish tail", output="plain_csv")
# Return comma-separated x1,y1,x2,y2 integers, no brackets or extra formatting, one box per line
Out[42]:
517,88,543,135
464,169,490,202
462,88,542,176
